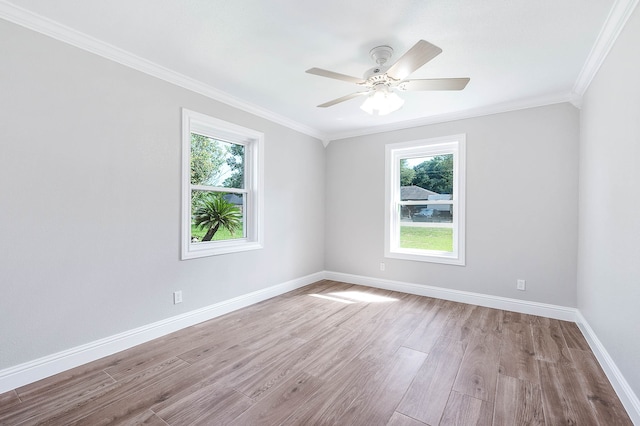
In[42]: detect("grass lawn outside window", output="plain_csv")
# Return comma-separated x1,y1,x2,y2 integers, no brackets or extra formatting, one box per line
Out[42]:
400,226,453,252
191,224,244,241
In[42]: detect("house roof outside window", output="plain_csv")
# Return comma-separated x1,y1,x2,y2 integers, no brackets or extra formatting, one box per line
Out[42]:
400,185,439,201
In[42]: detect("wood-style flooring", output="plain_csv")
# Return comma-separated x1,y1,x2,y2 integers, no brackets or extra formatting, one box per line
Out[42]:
0,280,633,425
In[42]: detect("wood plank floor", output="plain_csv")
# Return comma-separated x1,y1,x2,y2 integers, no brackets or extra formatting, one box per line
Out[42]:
0,280,632,425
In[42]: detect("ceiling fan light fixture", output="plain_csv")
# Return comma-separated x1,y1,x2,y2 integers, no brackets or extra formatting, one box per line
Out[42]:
308,40,468,113
360,87,404,116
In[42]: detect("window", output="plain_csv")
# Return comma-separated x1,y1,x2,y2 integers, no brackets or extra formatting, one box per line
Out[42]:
181,109,263,259
385,134,466,265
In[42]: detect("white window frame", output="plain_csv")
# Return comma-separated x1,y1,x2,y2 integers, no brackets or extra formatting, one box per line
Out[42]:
181,108,264,259
385,134,466,265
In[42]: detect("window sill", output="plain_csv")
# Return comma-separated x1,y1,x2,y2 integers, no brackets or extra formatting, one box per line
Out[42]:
181,240,263,260
385,249,465,266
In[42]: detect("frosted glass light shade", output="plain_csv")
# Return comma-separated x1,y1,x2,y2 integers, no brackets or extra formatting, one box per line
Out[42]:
360,90,404,116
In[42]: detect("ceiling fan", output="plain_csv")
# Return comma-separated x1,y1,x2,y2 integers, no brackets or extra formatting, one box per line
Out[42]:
306,40,470,115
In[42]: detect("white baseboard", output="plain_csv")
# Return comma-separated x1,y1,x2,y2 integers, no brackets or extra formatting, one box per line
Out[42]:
324,271,578,321
575,311,640,425
0,271,323,394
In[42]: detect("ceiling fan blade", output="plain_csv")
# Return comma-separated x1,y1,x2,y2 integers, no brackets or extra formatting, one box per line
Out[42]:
317,92,369,108
400,78,470,91
386,40,442,81
306,68,365,85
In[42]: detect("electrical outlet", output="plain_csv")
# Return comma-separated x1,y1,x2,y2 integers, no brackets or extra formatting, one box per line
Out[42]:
380,262,385,271
517,279,526,291
173,290,183,304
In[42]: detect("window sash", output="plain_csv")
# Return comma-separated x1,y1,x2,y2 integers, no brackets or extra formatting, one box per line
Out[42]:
191,184,248,194
398,200,453,206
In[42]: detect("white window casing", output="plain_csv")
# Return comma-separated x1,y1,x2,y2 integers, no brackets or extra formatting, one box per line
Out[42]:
181,108,264,259
385,134,466,265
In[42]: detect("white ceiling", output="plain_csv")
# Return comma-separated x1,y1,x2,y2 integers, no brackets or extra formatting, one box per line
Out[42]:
1,0,631,141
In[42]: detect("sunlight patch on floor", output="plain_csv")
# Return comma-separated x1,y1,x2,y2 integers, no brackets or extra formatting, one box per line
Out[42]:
309,290,398,304
308,293,356,304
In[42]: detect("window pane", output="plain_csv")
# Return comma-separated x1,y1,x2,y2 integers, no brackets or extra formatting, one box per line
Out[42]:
403,202,453,223
399,204,453,252
401,154,453,195
191,190,245,242
190,133,245,188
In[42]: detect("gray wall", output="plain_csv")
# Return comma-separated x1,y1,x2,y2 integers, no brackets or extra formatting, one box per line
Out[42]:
325,103,579,307
0,20,325,369
578,6,640,397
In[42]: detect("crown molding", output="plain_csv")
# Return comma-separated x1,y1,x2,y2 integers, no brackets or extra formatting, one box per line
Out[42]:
573,0,639,96
2,0,635,148
0,1,327,143
326,92,577,143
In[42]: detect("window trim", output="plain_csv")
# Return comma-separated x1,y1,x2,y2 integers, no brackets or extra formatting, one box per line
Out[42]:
181,108,264,260
385,134,466,266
